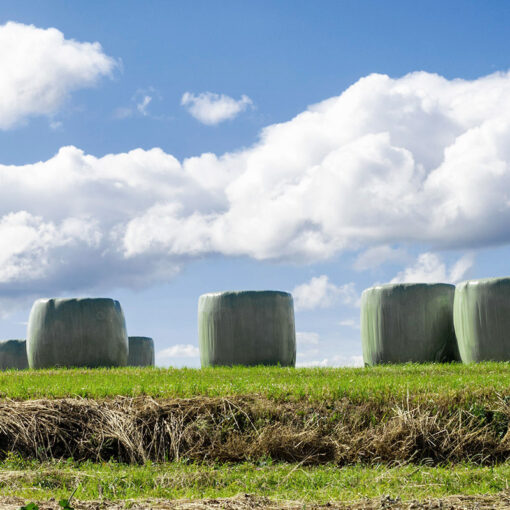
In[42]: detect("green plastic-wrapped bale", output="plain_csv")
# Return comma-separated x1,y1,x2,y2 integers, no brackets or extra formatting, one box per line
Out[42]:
198,290,296,367
454,277,510,362
128,336,155,366
361,283,459,365
27,298,128,369
0,339,28,370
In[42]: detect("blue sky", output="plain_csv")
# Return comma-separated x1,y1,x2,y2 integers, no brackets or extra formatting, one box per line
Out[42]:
1,1,510,366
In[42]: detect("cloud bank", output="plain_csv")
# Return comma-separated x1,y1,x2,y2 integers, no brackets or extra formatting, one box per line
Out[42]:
181,92,253,125
0,22,116,129
391,252,475,284
297,355,364,368
2,70,510,307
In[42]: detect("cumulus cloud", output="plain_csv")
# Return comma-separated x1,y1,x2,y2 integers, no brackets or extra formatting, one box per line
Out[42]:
292,276,357,311
297,355,363,368
137,95,152,116
354,245,409,271
296,331,320,359
133,71,510,263
157,344,200,358
156,344,200,368
2,71,510,303
0,146,191,300
391,252,475,284
296,331,320,346
0,212,101,283
339,319,360,329
49,120,63,131
115,88,160,119
0,21,116,129
181,92,252,125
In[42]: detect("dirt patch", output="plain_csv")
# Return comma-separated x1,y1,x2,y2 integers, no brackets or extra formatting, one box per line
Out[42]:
0,396,509,465
2,494,510,510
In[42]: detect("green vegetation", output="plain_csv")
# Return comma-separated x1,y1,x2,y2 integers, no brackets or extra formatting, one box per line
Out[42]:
2,364,510,506
2,456,510,502
1,363,510,403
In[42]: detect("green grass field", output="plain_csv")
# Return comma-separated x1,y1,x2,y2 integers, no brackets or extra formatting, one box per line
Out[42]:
1,362,510,403
3,363,510,507
2,456,510,502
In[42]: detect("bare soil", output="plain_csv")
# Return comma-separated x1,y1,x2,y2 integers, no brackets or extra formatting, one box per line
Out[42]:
2,493,510,510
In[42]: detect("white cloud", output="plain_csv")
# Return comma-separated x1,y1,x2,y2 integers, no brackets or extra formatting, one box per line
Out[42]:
297,348,320,358
354,245,409,271
449,253,476,283
292,275,357,311
391,252,475,284
296,331,320,346
297,355,363,368
131,71,510,263
49,120,63,131
1,70,510,305
0,146,190,298
137,95,152,116
296,332,320,358
339,319,360,329
114,88,160,119
181,92,252,125
0,21,116,129
156,344,200,368
0,211,101,283
157,344,199,358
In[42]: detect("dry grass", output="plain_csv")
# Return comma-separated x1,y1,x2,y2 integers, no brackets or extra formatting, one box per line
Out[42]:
0,395,509,465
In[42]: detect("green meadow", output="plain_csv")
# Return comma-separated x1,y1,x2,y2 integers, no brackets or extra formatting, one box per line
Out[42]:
3,363,510,507
2,456,510,502
1,362,510,403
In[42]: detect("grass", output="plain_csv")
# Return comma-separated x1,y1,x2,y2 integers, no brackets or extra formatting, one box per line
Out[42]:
2,364,510,505
1,456,510,502
1,362,510,403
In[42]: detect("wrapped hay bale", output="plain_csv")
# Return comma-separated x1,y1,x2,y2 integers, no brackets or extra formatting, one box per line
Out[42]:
128,336,155,366
0,339,28,370
198,290,296,367
361,283,459,365
454,277,510,362
27,298,128,368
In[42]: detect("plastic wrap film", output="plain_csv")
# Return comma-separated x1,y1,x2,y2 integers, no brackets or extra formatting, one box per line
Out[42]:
27,298,128,368
198,290,296,367
361,283,459,365
454,277,510,362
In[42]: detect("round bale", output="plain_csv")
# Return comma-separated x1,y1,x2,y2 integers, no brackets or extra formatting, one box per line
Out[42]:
454,277,510,362
27,298,128,368
361,283,459,365
0,339,28,370
128,336,155,366
198,290,296,367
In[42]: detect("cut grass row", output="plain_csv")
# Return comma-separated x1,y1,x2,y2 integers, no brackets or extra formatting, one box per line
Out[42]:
2,457,510,502
1,362,510,403
5,395,508,465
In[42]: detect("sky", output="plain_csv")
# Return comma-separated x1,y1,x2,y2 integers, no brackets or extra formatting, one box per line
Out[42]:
1,0,510,367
